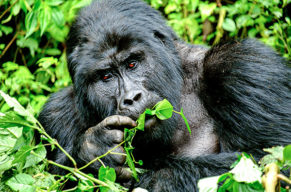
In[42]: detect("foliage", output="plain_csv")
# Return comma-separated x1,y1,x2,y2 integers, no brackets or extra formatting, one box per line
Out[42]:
123,99,190,181
0,90,128,191
0,0,91,115
198,149,291,192
145,0,291,58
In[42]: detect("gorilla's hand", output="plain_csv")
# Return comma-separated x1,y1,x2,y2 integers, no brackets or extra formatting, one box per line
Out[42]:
80,115,136,179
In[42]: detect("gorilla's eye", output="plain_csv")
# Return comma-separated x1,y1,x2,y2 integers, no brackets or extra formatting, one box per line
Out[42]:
128,61,137,69
102,73,112,81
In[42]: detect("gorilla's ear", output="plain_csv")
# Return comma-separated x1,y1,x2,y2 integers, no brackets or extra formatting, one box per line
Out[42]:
153,30,169,46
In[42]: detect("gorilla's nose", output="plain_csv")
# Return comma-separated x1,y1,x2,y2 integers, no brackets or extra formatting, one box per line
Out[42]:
119,90,143,110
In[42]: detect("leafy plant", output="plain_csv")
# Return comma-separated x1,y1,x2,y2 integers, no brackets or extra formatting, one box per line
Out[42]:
123,99,190,181
0,90,126,192
0,91,190,191
198,147,291,192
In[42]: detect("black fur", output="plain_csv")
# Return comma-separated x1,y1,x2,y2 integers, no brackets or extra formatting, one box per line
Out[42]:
38,0,291,191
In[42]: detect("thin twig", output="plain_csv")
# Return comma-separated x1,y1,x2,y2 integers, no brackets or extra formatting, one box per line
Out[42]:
0,32,18,59
36,121,77,168
79,140,126,171
0,0,19,21
277,174,291,185
19,48,27,66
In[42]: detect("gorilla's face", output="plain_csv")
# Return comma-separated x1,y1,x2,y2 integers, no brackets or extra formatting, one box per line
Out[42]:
66,1,183,148
80,35,164,124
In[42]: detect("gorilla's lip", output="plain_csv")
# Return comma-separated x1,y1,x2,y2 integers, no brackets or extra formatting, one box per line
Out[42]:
144,115,157,129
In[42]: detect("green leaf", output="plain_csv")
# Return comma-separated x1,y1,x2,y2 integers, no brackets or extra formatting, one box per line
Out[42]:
124,147,138,181
24,144,47,168
263,146,284,161
39,5,52,36
222,18,236,32
153,99,173,120
124,128,135,142
0,126,22,153
98,166,116,183
135,112,145,131
98,166,117,192
283,145,291,161
13,145,33,164
12,1,21,16
180,108,191,135
34,172,56,190
25,11,38,38
0,91,37,124
165,3,178,14
230,155,262,183
198,175,220,192
0,112,32,129
51,7,65,26
46,0,64,6
199,3,217,21
6,173,36,192
0,154,13,176
16,37,39,57
0,25,13,36
145,108,156,116
0,91,27,117
236,15,251,28
138,160,143,166
19,0,28,13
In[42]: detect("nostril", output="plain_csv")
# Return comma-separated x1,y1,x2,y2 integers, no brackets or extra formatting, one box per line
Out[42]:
133,93,142,101
124,99,133,106
121,91,142,107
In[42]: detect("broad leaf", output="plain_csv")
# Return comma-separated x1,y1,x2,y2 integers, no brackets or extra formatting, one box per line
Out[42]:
6,173,36,192
154,99,173,120
135,112,145,131
39,5,52,36
283,145,291,161
230,155,262,183
98,166,117,192
24,144,47,168
24,11,37,38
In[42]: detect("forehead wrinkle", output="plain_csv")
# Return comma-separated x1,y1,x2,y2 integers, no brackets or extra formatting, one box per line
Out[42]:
115,45,145,63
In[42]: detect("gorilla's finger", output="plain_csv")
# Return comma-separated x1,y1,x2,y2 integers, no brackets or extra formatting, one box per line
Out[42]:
105,129,124,143
102,115,137,128
111,145,126,164
115,167,132,181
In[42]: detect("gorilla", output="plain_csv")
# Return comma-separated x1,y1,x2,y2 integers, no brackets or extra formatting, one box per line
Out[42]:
38,0,291,191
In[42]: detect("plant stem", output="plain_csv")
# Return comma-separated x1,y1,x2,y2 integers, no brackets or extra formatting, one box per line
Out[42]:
46,160,109,187
79,140,125,171
0,0,19,20
0,32,18,59
36,121,77,168
277,174,291,184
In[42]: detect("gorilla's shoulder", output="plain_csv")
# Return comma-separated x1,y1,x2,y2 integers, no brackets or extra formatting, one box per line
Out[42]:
42,86,75,111
38,86,78,128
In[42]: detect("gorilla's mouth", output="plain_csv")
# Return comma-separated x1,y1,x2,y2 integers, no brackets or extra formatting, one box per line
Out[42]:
144,115,157,129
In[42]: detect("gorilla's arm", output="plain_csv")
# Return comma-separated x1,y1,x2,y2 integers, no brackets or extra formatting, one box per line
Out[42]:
38,87,80,174
38,87,135,176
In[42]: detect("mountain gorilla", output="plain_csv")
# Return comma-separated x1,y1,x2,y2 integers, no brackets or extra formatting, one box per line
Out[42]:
38,0,291,191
